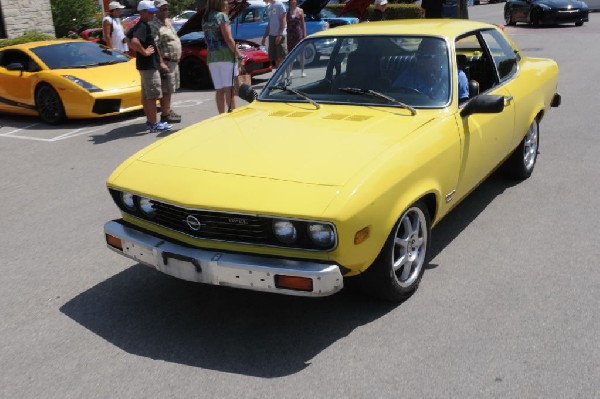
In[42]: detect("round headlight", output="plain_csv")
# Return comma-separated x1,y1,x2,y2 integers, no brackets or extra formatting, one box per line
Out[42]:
121,192,136,210
139,197,156,216
273,220,297,244
308,224,335,248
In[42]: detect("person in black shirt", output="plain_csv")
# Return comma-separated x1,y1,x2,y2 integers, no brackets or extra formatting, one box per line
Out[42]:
127,0,172,132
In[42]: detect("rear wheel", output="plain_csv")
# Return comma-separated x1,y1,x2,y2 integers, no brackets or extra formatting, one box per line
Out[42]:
505,119,539,180
180,57,212,90
35,83,66,125
359,201,431,302
303,43,319,65
575,21,584,27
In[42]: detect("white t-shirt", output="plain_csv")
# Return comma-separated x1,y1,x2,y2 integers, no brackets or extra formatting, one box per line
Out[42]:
102,15,128,52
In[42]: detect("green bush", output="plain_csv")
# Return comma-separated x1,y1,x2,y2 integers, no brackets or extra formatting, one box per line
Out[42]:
326,3,425,20
51,0,99,38
0,32,56,48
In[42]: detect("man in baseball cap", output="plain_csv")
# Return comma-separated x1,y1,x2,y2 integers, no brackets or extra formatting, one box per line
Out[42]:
137,0,158,12
108,1,125,10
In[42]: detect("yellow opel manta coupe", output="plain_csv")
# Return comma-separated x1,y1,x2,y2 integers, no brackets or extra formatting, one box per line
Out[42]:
104,20,561,302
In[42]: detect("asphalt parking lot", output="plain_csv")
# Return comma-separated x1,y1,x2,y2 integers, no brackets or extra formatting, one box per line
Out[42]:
1,4,599,398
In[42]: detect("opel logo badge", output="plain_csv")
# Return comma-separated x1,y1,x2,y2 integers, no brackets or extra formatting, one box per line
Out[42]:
186,215,202,231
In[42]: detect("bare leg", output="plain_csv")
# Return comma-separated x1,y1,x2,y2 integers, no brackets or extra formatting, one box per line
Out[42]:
215,88,225,114
159,92,172,118
142,98,158,124
224,86,236,112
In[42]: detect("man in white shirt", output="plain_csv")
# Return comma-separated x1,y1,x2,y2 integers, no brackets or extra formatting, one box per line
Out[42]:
102,1,129,52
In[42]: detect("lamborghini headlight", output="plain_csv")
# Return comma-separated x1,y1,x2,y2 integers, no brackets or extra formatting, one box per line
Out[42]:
63,75,103,92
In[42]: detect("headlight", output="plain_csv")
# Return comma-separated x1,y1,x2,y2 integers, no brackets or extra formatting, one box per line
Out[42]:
63,75,102,92
273,220,297,244
121,191,136,210
139,197,156,216
308,223,335,248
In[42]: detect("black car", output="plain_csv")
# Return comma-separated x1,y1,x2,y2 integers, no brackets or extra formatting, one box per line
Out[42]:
504,0,589,26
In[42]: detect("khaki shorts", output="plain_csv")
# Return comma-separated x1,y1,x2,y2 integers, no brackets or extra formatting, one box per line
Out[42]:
161,61,180,94
268,35,288,61
140,69,162,100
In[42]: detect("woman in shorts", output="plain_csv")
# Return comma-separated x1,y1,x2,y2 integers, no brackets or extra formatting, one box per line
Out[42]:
202,0,243,113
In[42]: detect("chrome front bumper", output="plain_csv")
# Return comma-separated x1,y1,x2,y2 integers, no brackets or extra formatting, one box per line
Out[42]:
104,220,343,297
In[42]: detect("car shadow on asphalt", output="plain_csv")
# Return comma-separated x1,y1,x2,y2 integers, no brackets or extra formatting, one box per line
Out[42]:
60,169,522,377
60,267,396,377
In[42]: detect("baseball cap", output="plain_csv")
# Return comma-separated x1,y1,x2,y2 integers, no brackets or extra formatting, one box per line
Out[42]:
155,0,169,8
108,1,125,10
137,0,158,12
375,0,388,4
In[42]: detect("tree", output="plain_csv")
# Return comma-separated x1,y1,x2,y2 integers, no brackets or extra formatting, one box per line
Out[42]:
51,0,99,38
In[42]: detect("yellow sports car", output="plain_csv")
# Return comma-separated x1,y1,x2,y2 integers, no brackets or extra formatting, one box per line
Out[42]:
104,20,561,302
0,40,141,124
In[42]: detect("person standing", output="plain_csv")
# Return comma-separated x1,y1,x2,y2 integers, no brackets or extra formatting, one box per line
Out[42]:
150,0,182,123
202,0,244,114
127,0,172,132
261,0,287,69
371,0,388,21
102,1,129,52
286,0,306,76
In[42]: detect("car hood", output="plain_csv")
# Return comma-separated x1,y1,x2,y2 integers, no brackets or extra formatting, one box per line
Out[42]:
537,0,585,7
300,0,331,15
178,0,250,36
55,60,139,90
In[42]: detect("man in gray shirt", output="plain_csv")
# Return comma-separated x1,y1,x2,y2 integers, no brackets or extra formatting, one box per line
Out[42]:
261,0,288,68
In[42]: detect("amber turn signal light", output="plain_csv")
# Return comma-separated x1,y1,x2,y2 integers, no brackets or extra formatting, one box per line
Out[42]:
274,275,313,292
105,234,123,251
354,226,370,245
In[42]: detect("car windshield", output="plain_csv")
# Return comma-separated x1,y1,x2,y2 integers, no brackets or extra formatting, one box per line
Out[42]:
30,41,130,69
260,35,452,108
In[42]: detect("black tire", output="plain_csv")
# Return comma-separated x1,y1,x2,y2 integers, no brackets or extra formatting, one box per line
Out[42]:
303,43,319,65
531,9,541,26
358,201,431,302
180,57,212,90
505,8,516,26
575,21,584,27
504,119,539,180
35,83,66,125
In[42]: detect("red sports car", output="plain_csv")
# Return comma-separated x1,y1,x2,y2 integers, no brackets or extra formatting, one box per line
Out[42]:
80,28,103,43
179,31,272,89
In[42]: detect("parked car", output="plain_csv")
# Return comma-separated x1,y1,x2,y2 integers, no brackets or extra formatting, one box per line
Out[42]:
104,20,560,302
179,31,272,89
122,14,140,32
0,40,141,124
172,10,196,24
80,28,103,43
231,2,329,64
504,0,589,26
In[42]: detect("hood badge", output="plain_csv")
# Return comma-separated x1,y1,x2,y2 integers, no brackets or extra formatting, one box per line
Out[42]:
186,215,202,231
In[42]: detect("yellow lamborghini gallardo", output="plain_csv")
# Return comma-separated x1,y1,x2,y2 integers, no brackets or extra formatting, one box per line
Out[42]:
0,40,141,124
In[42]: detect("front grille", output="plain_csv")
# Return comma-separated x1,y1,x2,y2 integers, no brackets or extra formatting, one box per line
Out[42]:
108,189,336,251
152,201,269,243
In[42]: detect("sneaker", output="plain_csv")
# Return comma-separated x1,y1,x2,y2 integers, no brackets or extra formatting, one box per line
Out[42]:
301,72,307,77
161,110,182,123
146,120,172,132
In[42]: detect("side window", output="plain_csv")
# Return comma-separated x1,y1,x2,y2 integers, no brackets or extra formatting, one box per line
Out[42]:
0,49,40,72
455,32,498,93
480,29,518,82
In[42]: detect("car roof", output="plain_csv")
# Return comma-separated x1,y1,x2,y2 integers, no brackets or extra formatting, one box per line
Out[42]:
309,19,496,39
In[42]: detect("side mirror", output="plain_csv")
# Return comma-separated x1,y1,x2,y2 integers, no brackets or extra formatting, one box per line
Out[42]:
237,83,257,103
6,62,25,71
460,94,504,117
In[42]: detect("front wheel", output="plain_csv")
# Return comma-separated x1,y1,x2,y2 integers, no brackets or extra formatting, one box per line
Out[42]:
575,21,584,27
359,201,431,302
505,8,516,26
35,83,66,124
504,119,539,180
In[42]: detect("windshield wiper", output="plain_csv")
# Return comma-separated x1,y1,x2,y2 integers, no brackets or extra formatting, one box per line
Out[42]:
268,83,320,110
338,87,417,115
